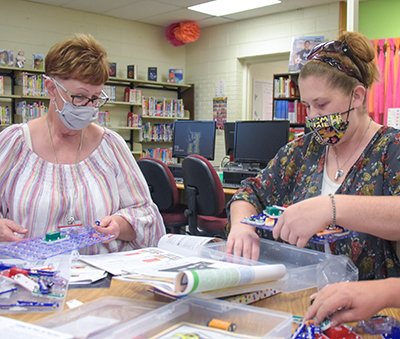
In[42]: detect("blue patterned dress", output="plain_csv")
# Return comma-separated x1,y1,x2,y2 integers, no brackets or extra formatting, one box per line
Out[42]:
227,126,400,280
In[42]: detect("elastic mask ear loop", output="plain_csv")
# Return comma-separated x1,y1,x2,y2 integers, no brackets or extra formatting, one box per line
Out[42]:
345,90,354,122
53,81,68,111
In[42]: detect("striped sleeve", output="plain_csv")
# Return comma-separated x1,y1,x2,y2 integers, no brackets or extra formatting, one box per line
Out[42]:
0,125,25,219
102,129,166,248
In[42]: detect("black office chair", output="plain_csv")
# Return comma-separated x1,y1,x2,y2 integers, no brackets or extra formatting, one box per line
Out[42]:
137,158,188,234
182,154,227,237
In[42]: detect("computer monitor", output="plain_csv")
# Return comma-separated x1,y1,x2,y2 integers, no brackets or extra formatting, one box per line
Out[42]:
224,122,235,156
172,120,216,160
233,120,290,168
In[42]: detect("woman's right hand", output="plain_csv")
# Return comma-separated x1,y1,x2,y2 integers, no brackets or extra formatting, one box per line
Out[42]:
226,222,260,261
226,200,261,261
0,219,27,242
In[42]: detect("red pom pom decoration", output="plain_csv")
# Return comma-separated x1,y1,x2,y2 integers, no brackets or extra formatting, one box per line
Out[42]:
174,22,201,44
166,22,201,46
166,23,186,47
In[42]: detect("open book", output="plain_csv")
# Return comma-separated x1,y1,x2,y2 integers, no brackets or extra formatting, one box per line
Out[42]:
79,234,286,298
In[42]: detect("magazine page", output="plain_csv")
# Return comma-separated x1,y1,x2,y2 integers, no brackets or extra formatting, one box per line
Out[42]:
175,263,286,295
79,248,185,275
118,257,286,297
157,234,224,257
79,235,224,275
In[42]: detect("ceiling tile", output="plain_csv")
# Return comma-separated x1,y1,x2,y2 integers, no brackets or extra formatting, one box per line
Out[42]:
23,0,353,28
105,0,180,21
195,16,235,28
154,0,210,7
137,8,212,27
61,0,140,14
223,2,299,21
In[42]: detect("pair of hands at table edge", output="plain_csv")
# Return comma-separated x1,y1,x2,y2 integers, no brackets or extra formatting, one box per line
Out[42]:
304,278,400,326
0,215,135,243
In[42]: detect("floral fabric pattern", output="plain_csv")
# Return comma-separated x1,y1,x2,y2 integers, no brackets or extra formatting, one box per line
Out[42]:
227,126,400,280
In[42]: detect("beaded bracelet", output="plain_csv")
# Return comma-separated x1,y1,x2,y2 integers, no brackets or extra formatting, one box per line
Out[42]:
328,193,336,227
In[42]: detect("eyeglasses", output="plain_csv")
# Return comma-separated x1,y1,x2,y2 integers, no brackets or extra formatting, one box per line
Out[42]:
43,75,109,108
307,40,365,86
308,54,364,85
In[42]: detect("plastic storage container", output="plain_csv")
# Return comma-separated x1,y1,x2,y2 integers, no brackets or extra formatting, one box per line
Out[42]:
0,254,71,313
90,296,293,339
34,296,165,339
199,238,329,293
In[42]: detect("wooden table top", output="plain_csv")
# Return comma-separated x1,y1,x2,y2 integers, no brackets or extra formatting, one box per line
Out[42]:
3,279,399,338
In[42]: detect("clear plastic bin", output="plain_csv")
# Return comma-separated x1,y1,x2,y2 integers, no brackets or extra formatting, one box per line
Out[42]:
199,238,329,293
34,296,165,339
0,253,71,313
91,296,293,339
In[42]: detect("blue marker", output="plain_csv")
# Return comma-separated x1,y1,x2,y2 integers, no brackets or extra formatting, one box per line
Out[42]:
307,323,316,339
292,322,307,339
95,220,100,226
0,287,17,295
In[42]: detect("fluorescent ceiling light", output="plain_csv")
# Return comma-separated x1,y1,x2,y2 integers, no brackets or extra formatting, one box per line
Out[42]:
189,0,281,17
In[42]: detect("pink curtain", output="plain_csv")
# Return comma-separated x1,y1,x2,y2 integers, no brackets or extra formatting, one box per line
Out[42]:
367,36,400,124
374,39,386,123
394,38,400,108
384,38,395,123
368,40,379,119
394,38,400,86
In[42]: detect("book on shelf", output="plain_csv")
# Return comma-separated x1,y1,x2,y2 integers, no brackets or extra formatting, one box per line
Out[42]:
15,50,26,68
79,234,286,299
32,53,44,70
0,76,4,95
0,106,10,124
109,62,117,77
273,99,306,123
297,101,306,123
0,50,13,67
148,67,157,81
288,101,296,123
14,72,46,97
127,111,142,128
123,87,141,103
142,97,184,117
168,69,183,84
127,64,137,79
274,75,299,99
274,100,288,120
102,85,116,101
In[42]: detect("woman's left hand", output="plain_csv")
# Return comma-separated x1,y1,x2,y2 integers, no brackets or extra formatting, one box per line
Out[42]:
305,281,390,326
272,196,332,248
93,215,136,242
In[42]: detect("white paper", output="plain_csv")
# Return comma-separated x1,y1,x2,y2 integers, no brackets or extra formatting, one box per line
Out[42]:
79,248,184,275
79,235,223,275
69,260,107,284
117,256,286,297
0,316,73,339
157,234,223,257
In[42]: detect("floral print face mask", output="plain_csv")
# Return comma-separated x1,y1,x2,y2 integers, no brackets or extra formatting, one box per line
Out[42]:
305,94,354,146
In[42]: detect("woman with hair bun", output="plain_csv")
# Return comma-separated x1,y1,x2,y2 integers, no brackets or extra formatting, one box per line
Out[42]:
227,31,400,281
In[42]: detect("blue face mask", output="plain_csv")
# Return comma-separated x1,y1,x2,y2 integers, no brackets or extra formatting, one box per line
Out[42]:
54,87,98,130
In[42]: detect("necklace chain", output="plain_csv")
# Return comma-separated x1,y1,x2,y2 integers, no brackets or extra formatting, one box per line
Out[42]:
46,116,84,225
332,118,372,181
46,115,83,164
